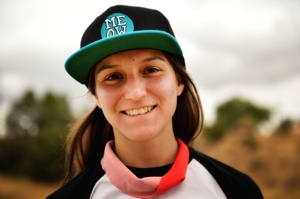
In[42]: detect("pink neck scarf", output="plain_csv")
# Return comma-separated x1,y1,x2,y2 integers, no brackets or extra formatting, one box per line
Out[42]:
101,138,189,198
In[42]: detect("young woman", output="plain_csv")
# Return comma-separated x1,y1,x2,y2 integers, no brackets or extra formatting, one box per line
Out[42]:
47,5,264,199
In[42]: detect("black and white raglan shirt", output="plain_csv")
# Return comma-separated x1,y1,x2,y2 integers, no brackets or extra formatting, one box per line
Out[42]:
47,139,264,199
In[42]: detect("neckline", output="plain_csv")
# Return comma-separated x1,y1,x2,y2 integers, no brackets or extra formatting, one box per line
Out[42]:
127,163,173,178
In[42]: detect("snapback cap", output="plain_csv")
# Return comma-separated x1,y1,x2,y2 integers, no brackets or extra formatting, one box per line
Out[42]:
65,5,184,85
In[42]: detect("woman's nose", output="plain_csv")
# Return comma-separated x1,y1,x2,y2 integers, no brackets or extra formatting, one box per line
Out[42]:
124,77,147,100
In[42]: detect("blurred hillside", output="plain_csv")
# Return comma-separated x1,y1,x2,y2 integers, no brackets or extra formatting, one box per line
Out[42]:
193,130,300,199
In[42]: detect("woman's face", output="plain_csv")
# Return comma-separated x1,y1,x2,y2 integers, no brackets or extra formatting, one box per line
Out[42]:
94,49,184,142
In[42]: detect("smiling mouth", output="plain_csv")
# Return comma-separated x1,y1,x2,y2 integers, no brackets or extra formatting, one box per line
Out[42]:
123,106,156,116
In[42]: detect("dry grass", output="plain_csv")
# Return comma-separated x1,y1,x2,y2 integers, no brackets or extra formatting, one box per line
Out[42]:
193,132,300,199
0,174,60,199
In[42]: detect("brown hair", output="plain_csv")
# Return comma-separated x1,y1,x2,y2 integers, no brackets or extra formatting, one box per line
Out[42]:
63,52,204,183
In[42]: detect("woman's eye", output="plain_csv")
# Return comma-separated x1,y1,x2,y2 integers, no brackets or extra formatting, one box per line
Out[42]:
105,73,123,81
144,67,159,74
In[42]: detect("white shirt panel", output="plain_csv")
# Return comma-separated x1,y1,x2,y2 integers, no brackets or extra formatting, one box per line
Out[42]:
90,159,226,199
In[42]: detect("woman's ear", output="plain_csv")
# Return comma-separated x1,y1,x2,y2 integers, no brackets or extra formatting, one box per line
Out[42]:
94,94,102,109
177,81,184,96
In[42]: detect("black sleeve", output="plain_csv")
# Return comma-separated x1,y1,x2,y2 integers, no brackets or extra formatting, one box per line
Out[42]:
190,147,264,199
46,163,105,199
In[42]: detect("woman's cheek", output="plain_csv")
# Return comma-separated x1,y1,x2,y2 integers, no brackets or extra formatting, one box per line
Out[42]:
96,87,118,111
150,76,177,97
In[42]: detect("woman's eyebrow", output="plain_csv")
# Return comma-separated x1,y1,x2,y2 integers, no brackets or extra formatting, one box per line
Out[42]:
141,56,166,63
96,64,118,74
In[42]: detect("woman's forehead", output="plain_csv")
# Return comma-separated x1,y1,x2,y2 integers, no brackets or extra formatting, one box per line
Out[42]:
95,49,166,70
105,49,164,61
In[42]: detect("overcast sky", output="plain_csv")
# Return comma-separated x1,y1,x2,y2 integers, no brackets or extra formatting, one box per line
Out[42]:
1,0,300,134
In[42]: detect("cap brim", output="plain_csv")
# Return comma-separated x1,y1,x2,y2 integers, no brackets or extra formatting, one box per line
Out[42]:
65,30,183,84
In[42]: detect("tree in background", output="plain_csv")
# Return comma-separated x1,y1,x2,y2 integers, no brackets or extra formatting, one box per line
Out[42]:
5,90,39,137
0,89,73,182
204,97,271,141
275,118,294,135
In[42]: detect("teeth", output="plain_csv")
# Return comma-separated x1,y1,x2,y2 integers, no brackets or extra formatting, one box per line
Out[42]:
125,106,154,116
139,108,145,114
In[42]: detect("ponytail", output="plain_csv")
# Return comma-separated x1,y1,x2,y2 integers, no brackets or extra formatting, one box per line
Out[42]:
63,106,113,183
